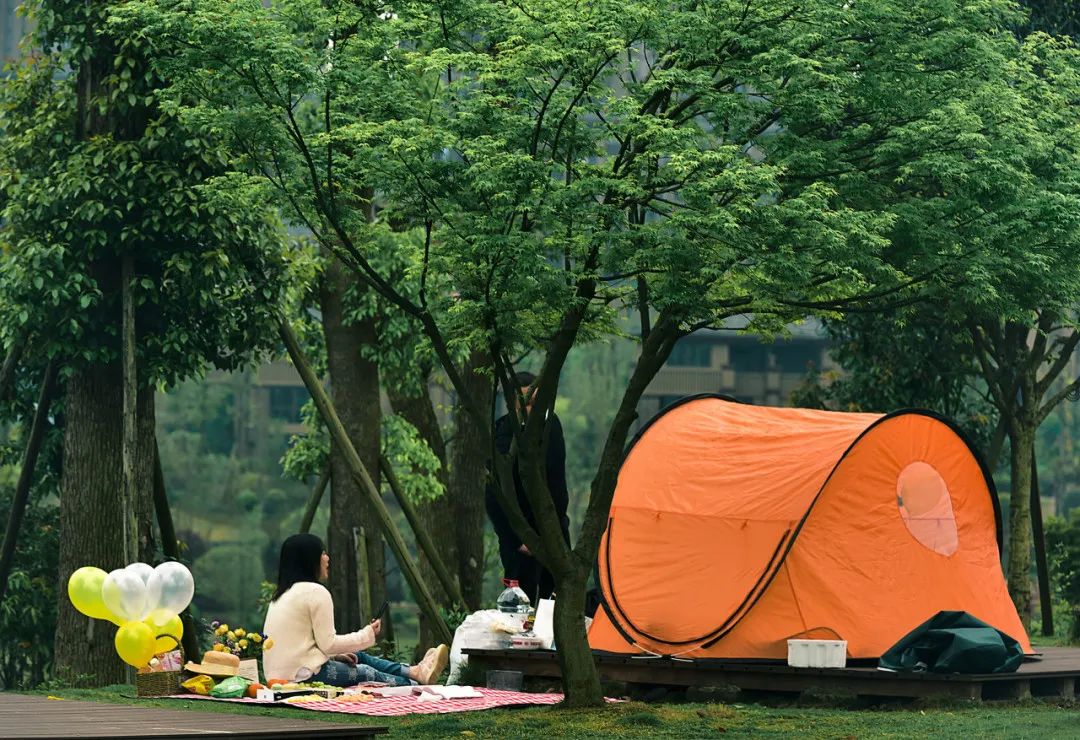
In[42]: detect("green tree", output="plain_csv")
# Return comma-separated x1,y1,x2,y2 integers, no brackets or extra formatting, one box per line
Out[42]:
793,309,999,460
801,30,1080,625
1020,0,1080,39
127,0,1033,705
0,4,295,684
0,366,63,689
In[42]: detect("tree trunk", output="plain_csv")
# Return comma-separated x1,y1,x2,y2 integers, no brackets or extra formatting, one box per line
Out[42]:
0,361,59,610
387,384,456,654
280,321,453,643
299,464,331,534
54,364,156,686
449,352,492,610
1006,423,1035,622
1031,452,1053,635
551,565,602,707
153,439,200,660
319,258,388,637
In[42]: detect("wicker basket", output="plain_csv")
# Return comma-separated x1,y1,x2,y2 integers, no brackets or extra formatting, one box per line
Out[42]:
136,636,183,698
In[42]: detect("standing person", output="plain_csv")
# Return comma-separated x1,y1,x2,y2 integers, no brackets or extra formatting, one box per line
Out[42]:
485,371,571,604
262,533,448,687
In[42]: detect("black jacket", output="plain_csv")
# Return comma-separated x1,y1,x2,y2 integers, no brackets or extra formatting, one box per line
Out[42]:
485,412,571,553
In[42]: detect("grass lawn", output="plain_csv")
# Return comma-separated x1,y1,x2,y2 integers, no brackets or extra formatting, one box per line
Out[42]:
20,686,1079,739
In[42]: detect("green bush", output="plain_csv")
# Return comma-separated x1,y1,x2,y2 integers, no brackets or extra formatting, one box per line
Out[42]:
1046,511,1080,642
0,490,59,688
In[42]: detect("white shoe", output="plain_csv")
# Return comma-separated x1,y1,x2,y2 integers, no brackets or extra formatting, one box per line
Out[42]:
413,644,449,685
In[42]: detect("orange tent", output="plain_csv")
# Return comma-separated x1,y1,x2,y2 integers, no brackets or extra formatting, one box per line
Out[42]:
590,395,1031,661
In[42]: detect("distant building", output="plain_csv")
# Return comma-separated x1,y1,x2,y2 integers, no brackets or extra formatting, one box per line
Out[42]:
637,318,834,424
201,360,308,463
228,320,834,447
1,1,29,65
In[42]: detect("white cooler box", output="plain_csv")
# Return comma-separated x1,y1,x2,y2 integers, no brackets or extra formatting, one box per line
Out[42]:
786,639,847,668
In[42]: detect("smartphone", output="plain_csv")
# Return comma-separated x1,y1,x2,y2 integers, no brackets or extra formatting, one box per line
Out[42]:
373,600,390,623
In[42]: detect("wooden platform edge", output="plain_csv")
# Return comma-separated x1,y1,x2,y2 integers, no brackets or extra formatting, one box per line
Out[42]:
463,648,1080,702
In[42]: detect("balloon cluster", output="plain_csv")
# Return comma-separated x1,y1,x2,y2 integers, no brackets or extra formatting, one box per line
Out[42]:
67,562,195,669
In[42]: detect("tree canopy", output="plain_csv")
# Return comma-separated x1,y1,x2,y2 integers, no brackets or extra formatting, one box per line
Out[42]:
0,6,297,385
108,0,1064,703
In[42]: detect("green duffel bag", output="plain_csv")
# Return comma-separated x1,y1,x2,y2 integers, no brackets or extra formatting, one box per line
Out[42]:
878,611,1024,674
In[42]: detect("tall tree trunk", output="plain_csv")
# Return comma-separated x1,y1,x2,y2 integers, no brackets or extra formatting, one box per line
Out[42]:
281,321,453,644
387,384,455,654
0,361,59,610
54,365,156,686
153,439,200,659
1007,422,1035,623
449,352,492,611
1031,452,1053,635
551,564,602,707
53,4,158,687
319,258,387,637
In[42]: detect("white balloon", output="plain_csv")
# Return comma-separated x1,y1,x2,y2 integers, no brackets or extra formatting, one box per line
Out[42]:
101,568,149,622
125,562,163,618
154,561,194,614
125,562,155,582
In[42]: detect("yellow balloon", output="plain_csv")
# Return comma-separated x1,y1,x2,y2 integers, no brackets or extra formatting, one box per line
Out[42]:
115,621,156,668
67,566,119,623
144,609,183,654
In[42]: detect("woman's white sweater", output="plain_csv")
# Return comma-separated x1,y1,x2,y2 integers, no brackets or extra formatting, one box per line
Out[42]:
262,581,375,681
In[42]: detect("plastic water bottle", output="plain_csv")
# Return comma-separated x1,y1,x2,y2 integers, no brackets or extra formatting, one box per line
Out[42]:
497,579,530,614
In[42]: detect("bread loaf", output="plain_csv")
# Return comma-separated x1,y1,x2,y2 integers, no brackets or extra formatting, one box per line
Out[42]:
204,651,240,669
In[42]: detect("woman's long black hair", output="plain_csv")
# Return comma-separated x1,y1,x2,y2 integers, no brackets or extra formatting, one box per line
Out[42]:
272,533,325,601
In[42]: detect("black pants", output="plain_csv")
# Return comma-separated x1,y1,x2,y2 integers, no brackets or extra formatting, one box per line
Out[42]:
499,546,555,605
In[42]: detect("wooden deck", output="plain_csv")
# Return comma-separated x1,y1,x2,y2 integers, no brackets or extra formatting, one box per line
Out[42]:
464,647,1080,702
0,693,387,739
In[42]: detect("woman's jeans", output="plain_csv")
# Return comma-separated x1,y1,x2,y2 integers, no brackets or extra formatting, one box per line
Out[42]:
312,651,414,687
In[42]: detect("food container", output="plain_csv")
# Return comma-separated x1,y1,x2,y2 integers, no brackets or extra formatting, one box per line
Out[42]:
786,639,847,668
510,634,544,650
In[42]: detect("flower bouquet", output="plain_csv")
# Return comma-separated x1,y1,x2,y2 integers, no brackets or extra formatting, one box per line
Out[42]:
209,620,272,682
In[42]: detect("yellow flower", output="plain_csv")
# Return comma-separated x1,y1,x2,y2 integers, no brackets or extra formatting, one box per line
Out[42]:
225,631,236,641
215,625,228,636
263,638,274,651
250,634,262,644
212,644,224,652
235,628,246,637
239,639,249,649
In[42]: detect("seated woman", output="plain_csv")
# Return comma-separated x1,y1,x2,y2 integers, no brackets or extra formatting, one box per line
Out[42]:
263,533,448,687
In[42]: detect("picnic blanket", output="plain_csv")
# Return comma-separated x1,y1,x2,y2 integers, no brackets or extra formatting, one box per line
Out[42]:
169,687,564,717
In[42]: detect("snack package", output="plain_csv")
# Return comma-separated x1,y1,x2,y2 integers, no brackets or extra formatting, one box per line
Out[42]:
181,675,216,695
154,650,183,672
209,675,252,698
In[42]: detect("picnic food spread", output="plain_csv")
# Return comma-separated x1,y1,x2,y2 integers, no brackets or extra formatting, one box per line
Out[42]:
179,672,348,701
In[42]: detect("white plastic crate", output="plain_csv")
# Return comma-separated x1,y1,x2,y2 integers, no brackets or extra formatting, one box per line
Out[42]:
786,639,848,668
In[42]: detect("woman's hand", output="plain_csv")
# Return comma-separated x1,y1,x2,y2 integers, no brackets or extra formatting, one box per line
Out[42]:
334,653,358,665
369,618,382,637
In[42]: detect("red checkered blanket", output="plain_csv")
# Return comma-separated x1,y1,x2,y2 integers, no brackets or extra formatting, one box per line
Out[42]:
169,688,565,716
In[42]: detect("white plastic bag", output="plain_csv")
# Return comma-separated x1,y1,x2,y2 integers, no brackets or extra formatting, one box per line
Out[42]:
447,609,523,684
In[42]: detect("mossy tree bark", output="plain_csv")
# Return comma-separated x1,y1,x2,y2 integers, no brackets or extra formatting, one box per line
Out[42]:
53,4,160,687
54,365,156,686
450,352,493,611
320,256,387,636
973,315,1080,628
